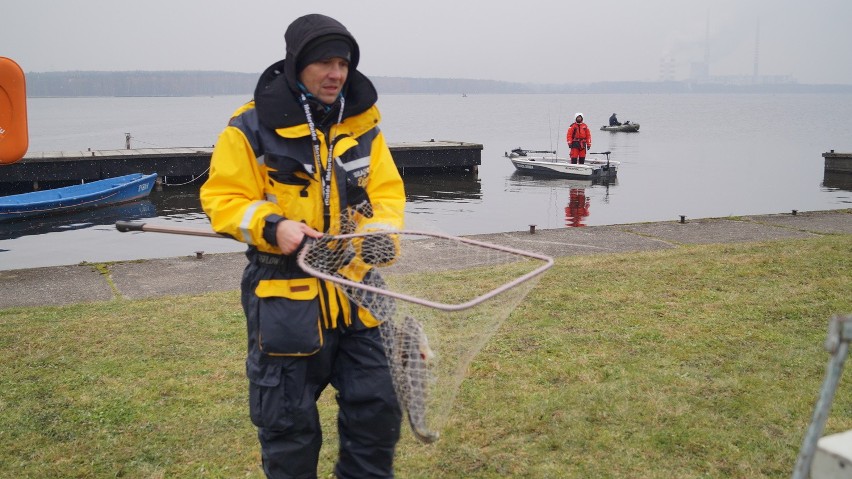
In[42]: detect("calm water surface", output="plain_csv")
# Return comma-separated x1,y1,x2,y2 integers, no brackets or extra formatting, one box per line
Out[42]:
2,93,850,270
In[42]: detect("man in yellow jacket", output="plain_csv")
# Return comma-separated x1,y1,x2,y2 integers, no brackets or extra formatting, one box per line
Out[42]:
200,13,405,479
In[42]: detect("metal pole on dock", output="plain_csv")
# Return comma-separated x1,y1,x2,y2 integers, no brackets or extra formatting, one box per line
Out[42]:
125,133,131,150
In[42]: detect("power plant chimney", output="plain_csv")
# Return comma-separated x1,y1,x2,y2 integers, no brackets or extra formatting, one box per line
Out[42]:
753,18,760,82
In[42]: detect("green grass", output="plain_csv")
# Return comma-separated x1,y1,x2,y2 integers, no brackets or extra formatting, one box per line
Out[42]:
1,235,850,478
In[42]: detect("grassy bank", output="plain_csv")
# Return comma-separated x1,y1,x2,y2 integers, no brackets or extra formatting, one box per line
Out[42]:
1,235,850,478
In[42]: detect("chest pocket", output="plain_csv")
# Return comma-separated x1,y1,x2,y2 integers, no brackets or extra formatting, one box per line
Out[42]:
265,153,315,222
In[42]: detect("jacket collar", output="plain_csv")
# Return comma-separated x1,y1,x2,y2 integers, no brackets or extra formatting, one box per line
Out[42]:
253,59,378,131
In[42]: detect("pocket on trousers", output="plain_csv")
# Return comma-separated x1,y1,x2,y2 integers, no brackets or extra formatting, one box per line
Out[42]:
255,278,323,357
247,361,287,429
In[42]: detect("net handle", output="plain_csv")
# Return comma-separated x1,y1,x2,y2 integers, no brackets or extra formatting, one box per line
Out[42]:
296,229,554,312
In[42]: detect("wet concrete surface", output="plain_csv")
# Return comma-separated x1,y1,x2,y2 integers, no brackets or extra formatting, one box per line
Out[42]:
1,209,848,309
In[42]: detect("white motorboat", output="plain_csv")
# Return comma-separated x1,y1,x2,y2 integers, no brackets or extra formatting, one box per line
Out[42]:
505,148,619,179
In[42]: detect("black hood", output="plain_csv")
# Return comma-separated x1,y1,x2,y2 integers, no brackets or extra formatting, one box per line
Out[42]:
254,14,377,130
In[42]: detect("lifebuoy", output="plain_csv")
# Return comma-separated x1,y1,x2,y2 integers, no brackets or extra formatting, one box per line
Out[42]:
0,57,28,165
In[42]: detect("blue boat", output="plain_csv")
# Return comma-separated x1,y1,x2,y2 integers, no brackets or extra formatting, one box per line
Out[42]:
0,199,157,239
0,173,158,222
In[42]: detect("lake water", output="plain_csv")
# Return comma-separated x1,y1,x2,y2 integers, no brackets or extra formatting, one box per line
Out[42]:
2,93,851,271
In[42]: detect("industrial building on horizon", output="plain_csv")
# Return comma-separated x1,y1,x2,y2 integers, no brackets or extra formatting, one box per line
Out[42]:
659,17,796,86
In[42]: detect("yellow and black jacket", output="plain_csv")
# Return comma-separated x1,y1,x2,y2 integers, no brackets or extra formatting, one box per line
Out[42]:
200,97,404,249
200,18,404,363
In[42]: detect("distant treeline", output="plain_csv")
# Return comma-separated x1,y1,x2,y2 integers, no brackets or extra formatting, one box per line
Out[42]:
24,71,537,96
24,71,852,97
26,71,257,97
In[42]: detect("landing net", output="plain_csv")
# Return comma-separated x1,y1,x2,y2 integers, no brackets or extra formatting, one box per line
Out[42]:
297,211,553,443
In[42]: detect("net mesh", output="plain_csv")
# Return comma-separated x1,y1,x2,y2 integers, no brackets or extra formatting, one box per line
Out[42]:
298,206,553,443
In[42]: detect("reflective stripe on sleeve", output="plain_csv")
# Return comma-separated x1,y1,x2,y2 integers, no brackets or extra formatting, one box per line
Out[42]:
239,201,265,245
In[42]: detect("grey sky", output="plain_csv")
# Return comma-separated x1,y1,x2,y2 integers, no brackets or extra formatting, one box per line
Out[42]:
3,0,851,84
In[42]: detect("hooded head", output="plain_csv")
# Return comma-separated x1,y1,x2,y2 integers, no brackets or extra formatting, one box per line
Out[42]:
254,14,377,129
574,112,584,123
283,14,360,94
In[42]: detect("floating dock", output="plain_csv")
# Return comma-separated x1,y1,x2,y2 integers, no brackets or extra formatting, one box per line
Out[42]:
389,140,483,175
0,140,483,189
822,151,852,174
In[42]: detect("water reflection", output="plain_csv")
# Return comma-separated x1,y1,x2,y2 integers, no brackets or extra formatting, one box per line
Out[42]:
148,183,211,225
565,188,591,227
0,200,157,240
822,171,852,192
0,173,487,242
150,174,485,211
402,172,481,203
507,172,619,228
507,171,618,190
151,174,486,213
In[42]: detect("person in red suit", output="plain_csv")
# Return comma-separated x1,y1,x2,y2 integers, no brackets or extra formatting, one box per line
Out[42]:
566,112,592,164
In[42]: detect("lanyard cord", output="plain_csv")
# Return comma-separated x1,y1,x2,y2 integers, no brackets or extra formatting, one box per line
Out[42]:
299,94,346,209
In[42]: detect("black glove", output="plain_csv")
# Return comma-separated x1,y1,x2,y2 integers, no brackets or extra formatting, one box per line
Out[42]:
360,234,397,266
346,178,373,218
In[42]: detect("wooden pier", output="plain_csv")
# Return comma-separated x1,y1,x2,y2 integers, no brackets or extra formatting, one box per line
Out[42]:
388,140,482,175
0,140,482,189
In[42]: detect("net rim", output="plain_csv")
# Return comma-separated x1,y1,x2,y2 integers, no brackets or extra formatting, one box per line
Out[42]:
296,229,554,312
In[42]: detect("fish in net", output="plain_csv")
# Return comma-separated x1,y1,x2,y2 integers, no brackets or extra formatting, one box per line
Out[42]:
298,207,553,443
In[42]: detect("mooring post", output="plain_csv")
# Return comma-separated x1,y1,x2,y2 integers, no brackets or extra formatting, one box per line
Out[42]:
125,132,131,150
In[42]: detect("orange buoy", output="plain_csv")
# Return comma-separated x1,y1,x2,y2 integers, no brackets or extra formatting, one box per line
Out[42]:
0,57,29,165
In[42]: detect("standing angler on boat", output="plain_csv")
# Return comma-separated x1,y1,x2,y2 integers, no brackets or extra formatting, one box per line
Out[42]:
566,112,592,164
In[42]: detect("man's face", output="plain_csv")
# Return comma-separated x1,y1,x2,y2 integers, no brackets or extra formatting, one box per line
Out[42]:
299,57,349,105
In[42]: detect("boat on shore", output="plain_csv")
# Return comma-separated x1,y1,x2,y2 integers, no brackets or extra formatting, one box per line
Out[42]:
600,122,640,132
505,148,619,179
0,173,158,222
